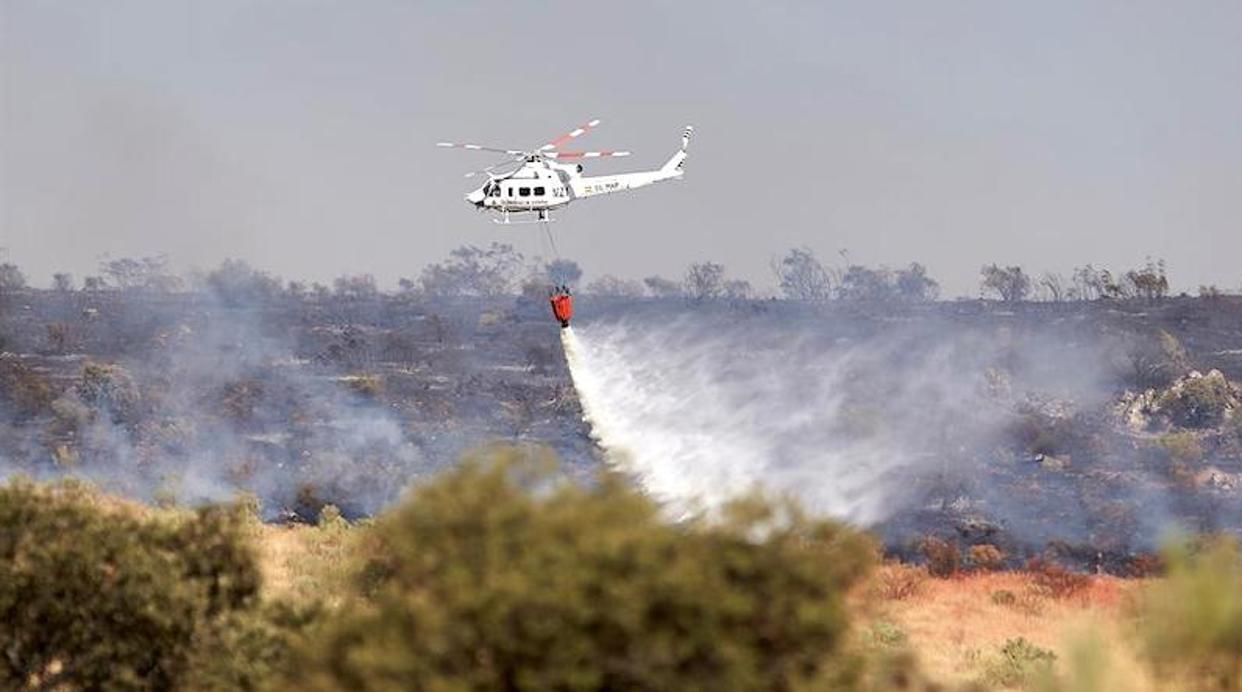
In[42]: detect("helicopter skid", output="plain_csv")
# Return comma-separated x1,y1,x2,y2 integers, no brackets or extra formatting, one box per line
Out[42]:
492,210,555,225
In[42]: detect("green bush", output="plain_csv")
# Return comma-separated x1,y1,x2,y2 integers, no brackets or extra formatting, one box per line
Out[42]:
283,445,876,691
1159,431,1205,465
982,637,1057,688
1138,537,1242,690
1161,373,1235,429
0,478,266,689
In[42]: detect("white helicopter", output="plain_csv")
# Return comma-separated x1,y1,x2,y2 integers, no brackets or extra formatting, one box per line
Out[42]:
437,120,692,224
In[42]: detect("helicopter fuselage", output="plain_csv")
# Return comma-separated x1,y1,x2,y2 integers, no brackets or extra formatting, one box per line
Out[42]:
467,160,576,213
456,125,691,222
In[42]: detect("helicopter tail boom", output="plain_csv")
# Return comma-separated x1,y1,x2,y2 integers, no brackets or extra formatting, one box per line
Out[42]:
570,125,692,199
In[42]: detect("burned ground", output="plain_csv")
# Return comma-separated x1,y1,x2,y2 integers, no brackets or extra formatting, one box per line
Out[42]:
2,289,1242,571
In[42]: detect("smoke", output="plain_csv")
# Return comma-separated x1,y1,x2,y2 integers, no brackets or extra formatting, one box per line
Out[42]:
0,294,428,518
560,304,1132,541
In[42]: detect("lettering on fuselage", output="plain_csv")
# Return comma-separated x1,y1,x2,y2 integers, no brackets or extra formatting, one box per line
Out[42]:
583,181,622,194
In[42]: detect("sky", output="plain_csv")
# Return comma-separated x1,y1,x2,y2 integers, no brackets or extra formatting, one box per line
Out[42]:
2,0,1239,296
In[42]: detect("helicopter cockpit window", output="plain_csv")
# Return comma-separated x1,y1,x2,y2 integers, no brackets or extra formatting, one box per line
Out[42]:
534,186,545,196
519,187,530,197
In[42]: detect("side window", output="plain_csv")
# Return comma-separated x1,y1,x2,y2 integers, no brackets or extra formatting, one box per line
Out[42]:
519,187,530,197
507,187,514,197
534,186,545,196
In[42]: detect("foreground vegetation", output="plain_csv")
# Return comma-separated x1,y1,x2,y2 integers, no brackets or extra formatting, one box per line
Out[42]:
6,446,1242,690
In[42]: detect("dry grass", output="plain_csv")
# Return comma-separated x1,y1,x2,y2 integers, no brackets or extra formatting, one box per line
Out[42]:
859,564,1153,687
254,522,358,606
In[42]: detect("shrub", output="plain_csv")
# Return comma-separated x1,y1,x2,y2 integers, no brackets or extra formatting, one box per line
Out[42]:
1027,558,1091,600
1138,537,1242,690
344,374,383,400
969,544,1006,571
283,446,876,691
0,479,265,689
869,620,908,648
0,357,54,419
76,361,142,425
875,563,927,601
981,637,1057,688
921,536,961,578
991,589,1018,606
1159,431,1205,465
1161,372,1235,429
1126,552,1166,578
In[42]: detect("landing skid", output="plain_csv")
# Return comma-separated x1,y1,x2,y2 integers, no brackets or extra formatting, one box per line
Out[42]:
493,209,555,225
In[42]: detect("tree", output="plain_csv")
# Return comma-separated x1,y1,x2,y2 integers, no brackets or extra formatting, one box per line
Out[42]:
52,273,75,292
980,264,1031,302
894,262,939,302
724,278,754,300
1072,265,1108,301
1037,272,1067,302
333,274,378,300
205,259,283,306
284,447,874,691
838,265,896,302
643,275,683,298
586,275,645,297
1125,257,1169,302
99,255,182,292
0,480,265,689
683,261,726,300
544,259,582,288
773,248,832,302
420,243,524,297
0,262,26,291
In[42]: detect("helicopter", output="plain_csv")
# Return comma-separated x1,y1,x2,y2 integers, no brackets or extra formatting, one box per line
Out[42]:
437,120,692,224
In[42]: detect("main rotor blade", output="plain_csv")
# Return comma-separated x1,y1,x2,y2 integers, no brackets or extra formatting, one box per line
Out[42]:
464,159,523,178
539,119,601,151
542,150,631,159
436,142,526,155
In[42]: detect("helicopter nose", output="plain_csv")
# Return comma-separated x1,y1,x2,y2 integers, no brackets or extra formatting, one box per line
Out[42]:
465,189,486,205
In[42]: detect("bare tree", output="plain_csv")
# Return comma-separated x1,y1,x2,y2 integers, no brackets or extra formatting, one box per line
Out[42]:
772,248,832,302
1037,272,1067,302
683,262,726,300
1124,257,1169,302
1072,265,1107,301
980,264,1031,302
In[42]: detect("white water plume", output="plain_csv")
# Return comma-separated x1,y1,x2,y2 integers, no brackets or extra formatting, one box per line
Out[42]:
564,316,969,524
561,309,1116,526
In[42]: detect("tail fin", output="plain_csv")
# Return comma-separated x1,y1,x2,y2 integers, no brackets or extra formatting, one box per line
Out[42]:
660,125,693,177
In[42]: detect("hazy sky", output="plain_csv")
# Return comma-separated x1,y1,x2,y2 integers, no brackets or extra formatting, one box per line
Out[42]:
2,1,1239,295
